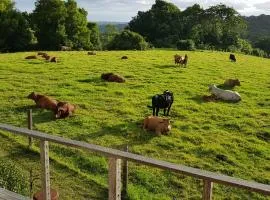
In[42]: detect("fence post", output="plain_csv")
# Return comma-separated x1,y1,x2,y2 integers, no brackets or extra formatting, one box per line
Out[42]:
108,157,122,200
40,140,51,200
203,180,213,200
122,145,128,199
28,109,33,148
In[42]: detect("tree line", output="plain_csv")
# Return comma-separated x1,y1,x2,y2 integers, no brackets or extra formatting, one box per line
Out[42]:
0,0,269,57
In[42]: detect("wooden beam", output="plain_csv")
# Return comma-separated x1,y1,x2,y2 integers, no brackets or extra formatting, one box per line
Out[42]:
27,109,33,148
108,157,121,200
40,140,51,200
203,180,213,200
0,123,270,196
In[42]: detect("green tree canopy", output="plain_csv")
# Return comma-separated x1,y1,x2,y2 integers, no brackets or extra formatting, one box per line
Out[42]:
0,1,35,52
65,0,91,50
107,30,148,50
32,0,67,50
128,0,182,47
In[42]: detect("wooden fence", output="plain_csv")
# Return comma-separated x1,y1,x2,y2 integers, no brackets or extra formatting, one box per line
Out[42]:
0,122,269,200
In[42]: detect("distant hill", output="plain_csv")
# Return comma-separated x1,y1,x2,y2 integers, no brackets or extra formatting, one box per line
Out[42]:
245,15,270,42
96,21,128,33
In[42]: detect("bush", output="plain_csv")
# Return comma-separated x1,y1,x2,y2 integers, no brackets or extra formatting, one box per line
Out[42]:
107,30,148,50
252,48,266,57
237,39,252,55
0,158,28,196
176,39,195,50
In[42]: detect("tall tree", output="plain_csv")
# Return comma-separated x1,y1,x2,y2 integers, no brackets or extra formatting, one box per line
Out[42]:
100,24,119,49
32,0,67,50
87,22,101,50
0,0,35,52
65,0,91,50
128,0,182,47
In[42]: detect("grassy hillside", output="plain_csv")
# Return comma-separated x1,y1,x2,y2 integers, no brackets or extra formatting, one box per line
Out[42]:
0,50,269,199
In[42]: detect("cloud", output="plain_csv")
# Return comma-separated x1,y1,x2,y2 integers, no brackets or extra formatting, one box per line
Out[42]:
13,0,270,22
254,1,270,11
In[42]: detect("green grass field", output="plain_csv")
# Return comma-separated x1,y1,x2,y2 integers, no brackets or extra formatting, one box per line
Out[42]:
0,50,269,199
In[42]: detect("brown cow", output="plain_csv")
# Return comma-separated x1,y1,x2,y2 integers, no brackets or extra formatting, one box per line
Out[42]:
37,52,47,57
27,92,58,111
25,55,37,59
143,116,171,136
88,51,96,55
101,73,125,83
50,57,57,62
55,102,76,119
174,54,184,64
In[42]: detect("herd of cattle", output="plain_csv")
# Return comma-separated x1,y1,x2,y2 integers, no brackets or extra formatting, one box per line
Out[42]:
25,52,240,136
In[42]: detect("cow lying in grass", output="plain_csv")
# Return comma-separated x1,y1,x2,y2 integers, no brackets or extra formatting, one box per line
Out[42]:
209,84,241,102
143,116,171,136
148,90,174,116
55,102,75,119
101,73,125,83
27,92,58,111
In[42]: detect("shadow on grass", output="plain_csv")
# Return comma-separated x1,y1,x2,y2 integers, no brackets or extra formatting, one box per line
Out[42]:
14,105,56,123
73,121,155,147
77,77,101,83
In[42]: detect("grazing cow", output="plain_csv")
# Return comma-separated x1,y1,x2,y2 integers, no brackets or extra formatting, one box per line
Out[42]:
143,116,171,136
27,92,58,111
180,54,188,67
148,90,174,116
101,73,125,83
174,54,184,64
25,55,37,59
50,57,57,63
61,46,71,51
229,54,236,62
121,56,128,59
55,102,75,119
224,79,240,88
88,51,96,55
209,84,241,102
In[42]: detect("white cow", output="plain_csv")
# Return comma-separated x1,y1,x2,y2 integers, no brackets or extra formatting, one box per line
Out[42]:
209,84,241,102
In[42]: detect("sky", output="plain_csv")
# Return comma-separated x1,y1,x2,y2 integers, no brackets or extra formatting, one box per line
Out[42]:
14,0,270,22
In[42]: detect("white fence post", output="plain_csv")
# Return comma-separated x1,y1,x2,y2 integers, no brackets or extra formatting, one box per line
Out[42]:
40,140,51,200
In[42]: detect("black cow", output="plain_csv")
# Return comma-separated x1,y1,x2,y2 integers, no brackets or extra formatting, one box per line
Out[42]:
229,54,236,62
148,90,174,116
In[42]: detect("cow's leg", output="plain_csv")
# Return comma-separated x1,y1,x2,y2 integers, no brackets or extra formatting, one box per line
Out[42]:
152,107,155,116
164,108,166,116
167,105,172,116
156,108,159,116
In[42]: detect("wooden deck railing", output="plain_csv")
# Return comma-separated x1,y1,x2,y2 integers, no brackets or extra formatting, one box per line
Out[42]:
0,123,269,200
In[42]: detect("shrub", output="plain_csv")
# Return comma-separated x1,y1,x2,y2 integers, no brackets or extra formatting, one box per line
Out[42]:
0,158,28,196
237,39,253,55
176,39,195,50
252,48,266,57
107,30,148,50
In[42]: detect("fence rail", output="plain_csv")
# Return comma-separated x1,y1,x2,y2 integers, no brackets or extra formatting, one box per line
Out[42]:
0,123,269,200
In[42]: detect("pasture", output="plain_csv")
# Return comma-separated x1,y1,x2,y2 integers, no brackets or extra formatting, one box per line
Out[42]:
0,50,269,199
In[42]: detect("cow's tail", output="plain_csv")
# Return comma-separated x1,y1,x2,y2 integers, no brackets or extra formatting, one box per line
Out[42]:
147,105,152,109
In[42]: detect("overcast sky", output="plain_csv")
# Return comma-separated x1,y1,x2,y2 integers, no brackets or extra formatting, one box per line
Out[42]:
14,0,270,22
